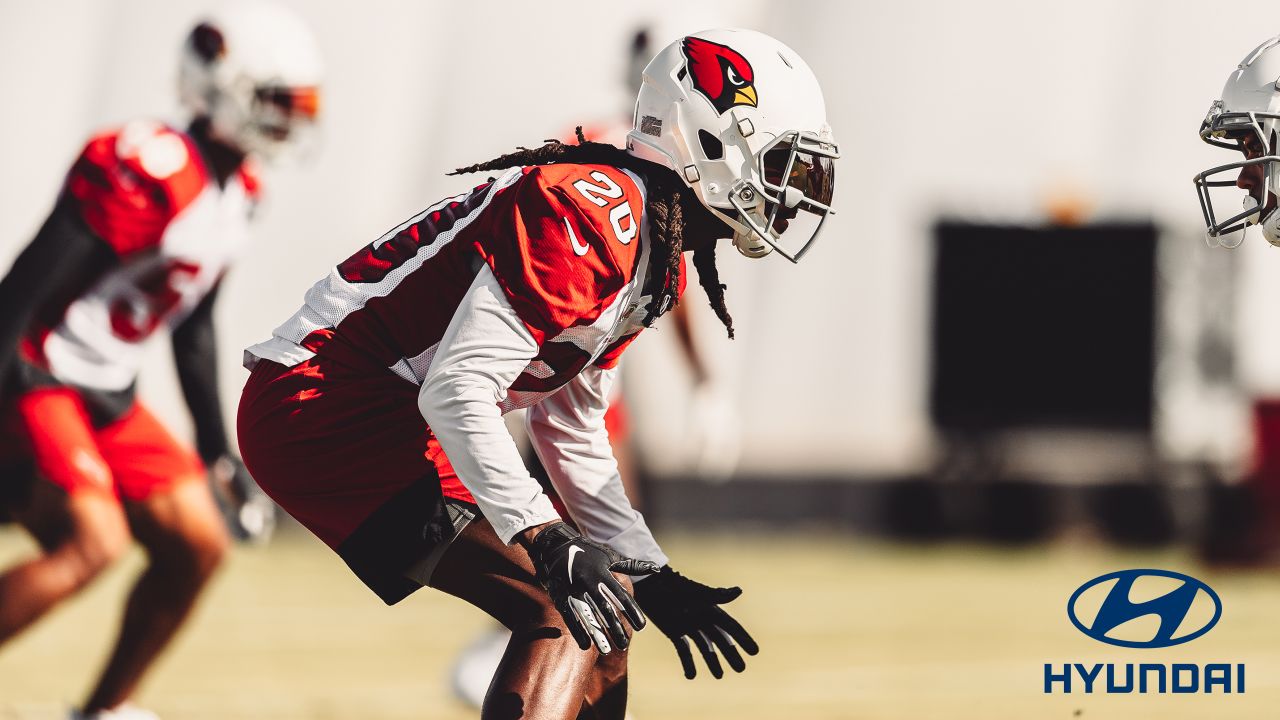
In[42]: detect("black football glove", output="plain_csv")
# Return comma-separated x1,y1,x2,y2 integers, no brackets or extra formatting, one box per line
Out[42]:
527,522,659,654
633,566,759,679
207,455,277,544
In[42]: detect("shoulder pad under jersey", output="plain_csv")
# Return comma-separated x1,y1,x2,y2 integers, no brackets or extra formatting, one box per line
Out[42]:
63,121,208,256
477,163,646,343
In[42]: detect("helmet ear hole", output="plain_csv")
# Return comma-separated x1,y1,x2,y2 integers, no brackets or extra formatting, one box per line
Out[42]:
190,23,225,64
698,129,723,160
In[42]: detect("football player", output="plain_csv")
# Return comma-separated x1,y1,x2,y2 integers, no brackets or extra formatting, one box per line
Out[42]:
449,27,727,709
237,29,835,718
1195,35,1280,563
0,4,321,718
1196,37,1280,248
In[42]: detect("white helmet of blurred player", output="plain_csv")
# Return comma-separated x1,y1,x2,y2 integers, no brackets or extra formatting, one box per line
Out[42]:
1195,36,1280,248
178,1,322,159
626,29,838,262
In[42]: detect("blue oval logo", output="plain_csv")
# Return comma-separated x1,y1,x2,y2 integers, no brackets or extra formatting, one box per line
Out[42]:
1067,569,1222,649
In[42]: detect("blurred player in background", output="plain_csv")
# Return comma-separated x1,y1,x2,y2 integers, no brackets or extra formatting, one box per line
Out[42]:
1195,35,1280,564
238,28,835,720
0,4,321,718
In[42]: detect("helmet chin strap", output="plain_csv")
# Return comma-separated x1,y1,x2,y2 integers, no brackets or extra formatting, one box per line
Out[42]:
1262,211,1280,247
709,202,773,258
1241,193,1280,246
1244,193,1261,221
1260,154,1280,246
733,230,772,258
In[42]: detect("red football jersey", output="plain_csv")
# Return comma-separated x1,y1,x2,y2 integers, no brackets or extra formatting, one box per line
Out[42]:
247,162,683,411
24,120,260,392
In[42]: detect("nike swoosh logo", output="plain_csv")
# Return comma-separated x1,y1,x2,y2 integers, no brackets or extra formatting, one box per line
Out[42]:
567,545,584,576
565,217,590,256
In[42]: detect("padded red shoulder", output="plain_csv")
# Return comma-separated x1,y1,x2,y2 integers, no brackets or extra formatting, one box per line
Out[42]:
63,121,207,256
474,164,645,343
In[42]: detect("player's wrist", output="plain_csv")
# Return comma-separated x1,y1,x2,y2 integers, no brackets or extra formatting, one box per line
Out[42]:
515,520,563,550
199,448,230,468
195,433,231,465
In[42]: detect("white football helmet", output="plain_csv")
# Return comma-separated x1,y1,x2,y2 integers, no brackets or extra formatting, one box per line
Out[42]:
1195,36,1280,248
178,1,322,159
626,29,838,262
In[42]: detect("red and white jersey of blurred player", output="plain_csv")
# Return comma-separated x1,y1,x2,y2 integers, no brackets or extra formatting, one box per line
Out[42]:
23,120,260,392
244,163,680,560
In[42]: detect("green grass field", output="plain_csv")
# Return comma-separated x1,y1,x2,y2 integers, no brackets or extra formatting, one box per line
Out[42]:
1,527,1277,719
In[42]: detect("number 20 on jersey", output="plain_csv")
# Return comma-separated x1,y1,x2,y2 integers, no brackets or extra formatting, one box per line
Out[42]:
572,171,638,247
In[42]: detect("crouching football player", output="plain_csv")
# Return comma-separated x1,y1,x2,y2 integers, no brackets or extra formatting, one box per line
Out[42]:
237,29,836,718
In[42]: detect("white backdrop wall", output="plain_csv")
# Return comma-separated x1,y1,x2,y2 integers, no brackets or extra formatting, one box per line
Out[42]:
0,1,1274,479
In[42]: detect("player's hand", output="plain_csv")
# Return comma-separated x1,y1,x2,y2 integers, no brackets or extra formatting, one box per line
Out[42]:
633,566,759,679
526,522,659,654
208,455,277,544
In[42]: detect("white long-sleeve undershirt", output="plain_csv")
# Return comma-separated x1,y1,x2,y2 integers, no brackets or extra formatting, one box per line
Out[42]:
527,365,668,566
418,265,665,566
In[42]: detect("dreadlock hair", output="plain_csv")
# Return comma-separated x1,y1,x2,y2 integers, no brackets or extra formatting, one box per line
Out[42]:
450,127,734,339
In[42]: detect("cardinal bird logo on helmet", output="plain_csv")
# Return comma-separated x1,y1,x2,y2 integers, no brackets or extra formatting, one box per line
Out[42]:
681,37,758,115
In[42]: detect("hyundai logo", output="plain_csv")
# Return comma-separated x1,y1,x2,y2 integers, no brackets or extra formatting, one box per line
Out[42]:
1067,569,1222,649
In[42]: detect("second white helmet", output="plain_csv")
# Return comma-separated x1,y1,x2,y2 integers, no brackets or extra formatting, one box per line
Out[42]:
1195,36,1280,247
178,1,323,159
626,29,838,262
